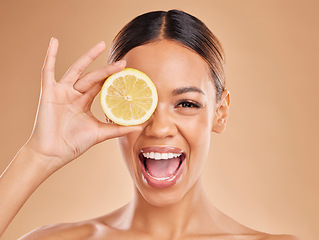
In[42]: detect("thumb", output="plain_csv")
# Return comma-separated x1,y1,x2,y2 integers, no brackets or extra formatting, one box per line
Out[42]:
96,122,143,143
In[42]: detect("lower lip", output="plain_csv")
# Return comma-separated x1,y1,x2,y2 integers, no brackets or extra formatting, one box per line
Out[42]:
139,159,185,189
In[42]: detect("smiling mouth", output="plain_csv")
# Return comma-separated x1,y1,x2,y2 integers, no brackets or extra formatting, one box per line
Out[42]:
138,147,186,188
139,152,185,179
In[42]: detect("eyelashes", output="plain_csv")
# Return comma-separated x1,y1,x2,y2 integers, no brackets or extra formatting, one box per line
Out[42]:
175,100,202,109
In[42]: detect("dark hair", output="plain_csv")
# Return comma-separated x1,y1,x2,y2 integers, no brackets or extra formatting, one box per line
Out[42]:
108,9,225,102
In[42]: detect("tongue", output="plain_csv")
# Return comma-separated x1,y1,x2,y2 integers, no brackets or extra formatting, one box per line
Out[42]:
145,157,181,178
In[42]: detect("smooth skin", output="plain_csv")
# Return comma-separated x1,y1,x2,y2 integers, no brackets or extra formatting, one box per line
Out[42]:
0,39,298,240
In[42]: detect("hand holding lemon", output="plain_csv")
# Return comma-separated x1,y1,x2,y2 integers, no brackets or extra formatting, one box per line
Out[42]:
26,39,144,169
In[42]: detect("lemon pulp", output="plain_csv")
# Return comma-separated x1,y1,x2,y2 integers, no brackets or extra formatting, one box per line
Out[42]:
100,68,158,126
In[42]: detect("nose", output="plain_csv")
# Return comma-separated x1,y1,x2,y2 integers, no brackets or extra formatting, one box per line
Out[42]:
144,104,177,139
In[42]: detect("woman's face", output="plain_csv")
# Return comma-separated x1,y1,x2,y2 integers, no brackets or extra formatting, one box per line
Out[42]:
118,40,219,206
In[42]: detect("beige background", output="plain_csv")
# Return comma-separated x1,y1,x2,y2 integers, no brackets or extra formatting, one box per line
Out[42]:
1,0,318,239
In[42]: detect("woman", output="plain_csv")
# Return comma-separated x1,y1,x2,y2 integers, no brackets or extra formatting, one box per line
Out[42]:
0,10,298,239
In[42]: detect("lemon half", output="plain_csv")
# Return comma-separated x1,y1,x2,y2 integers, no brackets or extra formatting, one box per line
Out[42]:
100,68,158,126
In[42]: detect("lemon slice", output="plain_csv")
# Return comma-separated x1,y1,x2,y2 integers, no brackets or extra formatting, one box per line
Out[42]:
100,68,158,126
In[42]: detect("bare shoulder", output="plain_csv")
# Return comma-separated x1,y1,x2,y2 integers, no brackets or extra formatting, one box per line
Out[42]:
261,234,300,240
19,220,105,240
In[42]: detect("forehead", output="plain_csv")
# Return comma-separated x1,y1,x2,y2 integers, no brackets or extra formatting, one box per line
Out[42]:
122,40,214,95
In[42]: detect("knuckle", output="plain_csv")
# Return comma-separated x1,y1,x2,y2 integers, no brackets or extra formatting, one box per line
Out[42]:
86,52,95,62
70,66,83,75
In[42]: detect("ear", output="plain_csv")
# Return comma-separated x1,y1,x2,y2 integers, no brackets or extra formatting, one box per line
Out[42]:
212,90,230,133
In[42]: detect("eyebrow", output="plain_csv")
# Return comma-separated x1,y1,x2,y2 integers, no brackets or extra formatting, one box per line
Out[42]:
172,86,205,96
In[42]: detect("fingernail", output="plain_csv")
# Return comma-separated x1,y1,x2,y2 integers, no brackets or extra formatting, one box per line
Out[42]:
97,41,105,47
112,60,126,66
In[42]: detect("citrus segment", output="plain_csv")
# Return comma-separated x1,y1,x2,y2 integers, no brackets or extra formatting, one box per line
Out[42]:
100,68,158,126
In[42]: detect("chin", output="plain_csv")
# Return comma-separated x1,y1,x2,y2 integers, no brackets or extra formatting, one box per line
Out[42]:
135,184,189,208
132,170,202,209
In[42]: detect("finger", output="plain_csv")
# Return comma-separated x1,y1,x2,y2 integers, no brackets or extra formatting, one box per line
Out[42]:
74,61,126,111
96,122,143,144
73,60,126,93
76,81,104,111
60,41,106,85
41,37,59,87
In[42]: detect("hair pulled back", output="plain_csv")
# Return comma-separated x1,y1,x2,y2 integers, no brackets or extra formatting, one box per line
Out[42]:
108,9,225,102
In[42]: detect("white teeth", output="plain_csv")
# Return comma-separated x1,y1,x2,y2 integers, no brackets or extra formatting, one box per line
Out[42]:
154,152,161,160
161,153,168,159
142,152,182,160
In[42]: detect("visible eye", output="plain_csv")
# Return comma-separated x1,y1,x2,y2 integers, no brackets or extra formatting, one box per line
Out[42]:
176,100,201,109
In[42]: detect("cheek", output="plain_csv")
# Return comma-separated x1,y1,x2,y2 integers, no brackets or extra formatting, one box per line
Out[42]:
179,107,213,143
178,111,212,175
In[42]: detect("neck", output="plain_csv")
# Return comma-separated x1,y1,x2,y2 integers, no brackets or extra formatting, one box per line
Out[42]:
124,178,222,238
